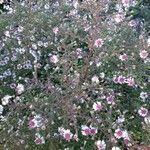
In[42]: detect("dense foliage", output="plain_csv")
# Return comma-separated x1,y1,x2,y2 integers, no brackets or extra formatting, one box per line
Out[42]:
0,0,149,150
127,0,150,35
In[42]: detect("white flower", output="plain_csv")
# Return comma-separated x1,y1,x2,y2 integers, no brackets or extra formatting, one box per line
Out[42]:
117,115,125,123
30,36,35,41
95,140,106,150
32,44,38,50
123,130,129,139
144,115,150,125
16,84,25,95
69,9,78,16
0,115,5,120
140,92,148,100
96,62,102,67
1,95,12,105
4,31,10,37
44,4,50,9
0,0,4,4
37,41,43,47
147,37,150,47
112,147,121,150
100,72,105,78
73,1,79,9
34,115,44,127
18,26,24,32
43,42,48,47
93,102,102,111
58,127,65,135
0,105,4,114
91,75,99,84
50,55,59,64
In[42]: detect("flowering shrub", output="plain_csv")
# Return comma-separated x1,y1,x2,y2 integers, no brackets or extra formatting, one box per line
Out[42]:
0,0,150,149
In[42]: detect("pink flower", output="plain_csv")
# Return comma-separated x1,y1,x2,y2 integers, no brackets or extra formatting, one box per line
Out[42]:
138,107,148,117
113,76,118,84
117,76,126,84
34,134,45,145
81,125,91,136
93,102,102,111
139,50,149,59
114,129,125,139
89,127,98,136
124,138,131,147
58,128,73,141
28,115,44,129
115,129,131,145
126,77,135,86
63,130,73,142
119,54,128,61
114,14,124,23
122,0,130,7
94,38,104,48
106,95,114,104
81,125,97,136
113,76,127,85
28,119,37,129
